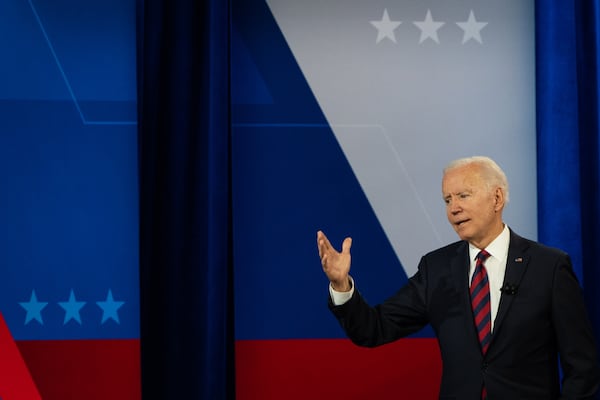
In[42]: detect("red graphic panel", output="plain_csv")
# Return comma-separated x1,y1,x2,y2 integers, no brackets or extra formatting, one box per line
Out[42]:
0,313,41,400
236,338,442,400
17,339,140,400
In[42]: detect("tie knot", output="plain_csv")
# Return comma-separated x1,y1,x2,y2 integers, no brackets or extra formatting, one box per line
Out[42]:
477,249,491,263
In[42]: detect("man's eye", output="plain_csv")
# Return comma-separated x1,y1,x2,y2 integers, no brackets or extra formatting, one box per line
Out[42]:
459,194,470,199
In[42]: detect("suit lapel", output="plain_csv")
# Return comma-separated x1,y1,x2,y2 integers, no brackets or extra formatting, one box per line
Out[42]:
489,231,530,346
450,242,481,350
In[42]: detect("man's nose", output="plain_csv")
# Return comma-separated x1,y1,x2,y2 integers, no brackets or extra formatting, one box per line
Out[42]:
449,202,462,214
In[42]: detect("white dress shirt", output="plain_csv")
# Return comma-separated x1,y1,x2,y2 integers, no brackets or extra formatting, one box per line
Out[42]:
330,224,510,332
468,224,509,332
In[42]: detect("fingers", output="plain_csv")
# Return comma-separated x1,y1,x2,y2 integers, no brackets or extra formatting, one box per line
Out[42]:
317,231,352,285
317,231,352,264
316,230,331,259
342,237,352,254
317,230,331,248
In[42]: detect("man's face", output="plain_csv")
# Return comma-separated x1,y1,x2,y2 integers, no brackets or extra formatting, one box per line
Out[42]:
441,164,504,249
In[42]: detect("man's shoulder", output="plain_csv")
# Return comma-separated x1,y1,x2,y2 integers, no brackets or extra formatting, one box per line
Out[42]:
425,240,466,258
420,229,570,260
509,229,569,258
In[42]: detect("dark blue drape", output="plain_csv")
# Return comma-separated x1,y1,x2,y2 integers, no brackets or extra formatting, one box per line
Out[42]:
137,0,233,398
536,0,600,387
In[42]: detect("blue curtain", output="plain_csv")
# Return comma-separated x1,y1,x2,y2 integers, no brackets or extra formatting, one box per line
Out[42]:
136,0,233,398
536,0,600,381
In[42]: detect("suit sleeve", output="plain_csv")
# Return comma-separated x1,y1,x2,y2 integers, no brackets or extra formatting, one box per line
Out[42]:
328,257,430,347
552,254,600,398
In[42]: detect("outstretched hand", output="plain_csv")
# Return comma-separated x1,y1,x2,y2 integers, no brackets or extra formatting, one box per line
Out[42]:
317,230,352,292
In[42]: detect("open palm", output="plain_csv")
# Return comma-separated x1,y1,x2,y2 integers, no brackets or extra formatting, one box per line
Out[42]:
317,230,352,291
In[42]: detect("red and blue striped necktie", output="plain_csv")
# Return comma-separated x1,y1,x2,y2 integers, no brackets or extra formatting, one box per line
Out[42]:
471,249,491,399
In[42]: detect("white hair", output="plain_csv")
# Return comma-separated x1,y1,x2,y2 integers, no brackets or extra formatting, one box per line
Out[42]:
443,156,510,203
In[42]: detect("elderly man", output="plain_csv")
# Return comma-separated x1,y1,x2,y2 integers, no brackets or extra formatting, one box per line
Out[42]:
317,156,600,399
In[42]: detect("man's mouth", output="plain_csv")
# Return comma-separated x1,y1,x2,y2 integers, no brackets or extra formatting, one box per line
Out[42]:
455,219,469,227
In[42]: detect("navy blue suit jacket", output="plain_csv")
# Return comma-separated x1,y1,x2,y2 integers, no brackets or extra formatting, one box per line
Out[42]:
330,230,600,399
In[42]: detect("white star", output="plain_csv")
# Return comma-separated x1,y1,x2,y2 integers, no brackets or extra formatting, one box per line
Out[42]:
456,10,488,44
413,9,445,44
370,9,402,44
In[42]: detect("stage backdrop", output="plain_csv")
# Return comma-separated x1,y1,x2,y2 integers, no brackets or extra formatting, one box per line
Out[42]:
0,0,139,399
232,0,536,398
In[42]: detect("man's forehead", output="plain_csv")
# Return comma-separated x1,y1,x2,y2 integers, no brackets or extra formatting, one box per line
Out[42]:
442,169,483,191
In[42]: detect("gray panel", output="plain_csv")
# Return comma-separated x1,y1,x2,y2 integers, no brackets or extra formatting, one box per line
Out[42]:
268,0,537,276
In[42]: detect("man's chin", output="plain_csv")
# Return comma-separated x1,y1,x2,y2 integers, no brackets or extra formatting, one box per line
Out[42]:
454,229,470,242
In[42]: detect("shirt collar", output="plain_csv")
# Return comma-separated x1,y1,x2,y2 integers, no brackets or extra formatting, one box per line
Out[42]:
469,224,510,262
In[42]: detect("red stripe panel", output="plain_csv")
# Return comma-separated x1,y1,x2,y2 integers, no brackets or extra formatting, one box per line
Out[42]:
16,339,140,400
236,338,441,400
0,313,41,400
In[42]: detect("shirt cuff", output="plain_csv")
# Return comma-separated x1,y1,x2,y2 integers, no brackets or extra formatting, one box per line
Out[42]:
329,276,355,306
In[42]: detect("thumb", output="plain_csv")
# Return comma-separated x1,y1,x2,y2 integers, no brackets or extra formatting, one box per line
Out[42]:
341,237,352,254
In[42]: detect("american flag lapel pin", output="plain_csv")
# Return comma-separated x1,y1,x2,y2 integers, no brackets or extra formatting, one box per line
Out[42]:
515,257,523,263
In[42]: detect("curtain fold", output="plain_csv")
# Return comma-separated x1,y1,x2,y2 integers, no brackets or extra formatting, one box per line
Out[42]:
137,0,233,398
573,0,600,350
536,0,600,384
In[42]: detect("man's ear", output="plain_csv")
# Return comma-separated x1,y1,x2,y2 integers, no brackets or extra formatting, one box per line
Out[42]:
494,187,505,211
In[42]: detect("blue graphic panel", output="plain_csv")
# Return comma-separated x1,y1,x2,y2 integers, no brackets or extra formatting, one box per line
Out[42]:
231,0,431,340
0,0,138,340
